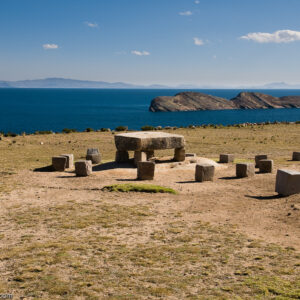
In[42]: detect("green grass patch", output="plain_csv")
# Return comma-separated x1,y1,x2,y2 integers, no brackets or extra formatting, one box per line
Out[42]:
102,183,177,194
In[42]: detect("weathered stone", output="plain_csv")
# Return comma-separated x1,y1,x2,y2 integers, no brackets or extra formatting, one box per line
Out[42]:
115,150,130,163
134,151,147,166
60,154,74,168
174,148,185,162
195,164,215,182
137,161,155,180
146,150,155,160
255,155,268,168
114,131,185,151
86,148,101,164
236,163,255,178
258,159,273,173
75,160,92,177
52,156,67,171
292,152,300,161
275,169,300,196
186,153,197,157
219,154,234,163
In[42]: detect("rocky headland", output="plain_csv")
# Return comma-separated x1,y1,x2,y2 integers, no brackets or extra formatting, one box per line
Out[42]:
149,92,300,112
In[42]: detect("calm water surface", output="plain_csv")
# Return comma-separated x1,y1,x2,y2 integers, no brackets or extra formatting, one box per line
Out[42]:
0,88,299,133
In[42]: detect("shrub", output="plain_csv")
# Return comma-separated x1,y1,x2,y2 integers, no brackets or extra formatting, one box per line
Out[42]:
115,126,128,132
35,130,53,135
100,128,110,132
4,132,17,137
85,128,94,132
141,125,155,131
62,128,77,134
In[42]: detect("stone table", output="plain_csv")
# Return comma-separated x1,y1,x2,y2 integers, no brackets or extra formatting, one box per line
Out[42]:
114,131,185,164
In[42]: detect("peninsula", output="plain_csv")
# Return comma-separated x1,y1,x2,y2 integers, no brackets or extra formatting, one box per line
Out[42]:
149,92,300,112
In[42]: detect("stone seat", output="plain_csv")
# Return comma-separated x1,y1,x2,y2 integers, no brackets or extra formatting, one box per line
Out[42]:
86,148,101,164
52,156,67,171
236,163,255,178
275,169,300,196
258,159,273,173
292,152,300,161
219,154,234,163
60,154,74,168
137,161,155,180
75,160,92,177
255,154,268,168
195,164,215,182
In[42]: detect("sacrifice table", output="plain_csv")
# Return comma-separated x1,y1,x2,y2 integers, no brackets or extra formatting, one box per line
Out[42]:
114,131,186,164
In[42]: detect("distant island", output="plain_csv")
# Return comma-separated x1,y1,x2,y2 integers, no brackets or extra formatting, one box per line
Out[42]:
149,92,300,112
1,77,300,89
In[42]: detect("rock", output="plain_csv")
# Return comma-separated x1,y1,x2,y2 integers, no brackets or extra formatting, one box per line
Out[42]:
115,150,130,163
275,169,300,196
40,142,44,145
174,148,185,162
75,160,92,177
149,91,300,112
195,164,215,182
219,154,234,163
134,151,147,166
52,156,67,171
137,161,155,180
114,132,185,151
255,155,268,168
258,159,273,173
60,154,74,168
186,153,197,157
292,152,300,161
86,148,101,164
236,163,255,178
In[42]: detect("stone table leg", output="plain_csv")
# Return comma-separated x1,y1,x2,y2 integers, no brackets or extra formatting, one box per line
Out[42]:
134,151,147,166
174,148,185,162
146,150,155,160
115,150,129,163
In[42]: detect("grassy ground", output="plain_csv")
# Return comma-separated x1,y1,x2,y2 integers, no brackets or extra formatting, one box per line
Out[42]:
0,124,299,299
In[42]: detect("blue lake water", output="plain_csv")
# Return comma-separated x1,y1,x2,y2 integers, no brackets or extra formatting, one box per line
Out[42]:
0,88,299,133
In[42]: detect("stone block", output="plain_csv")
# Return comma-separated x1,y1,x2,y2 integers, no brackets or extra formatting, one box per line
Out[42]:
236,163,255,178
275,169,300,196
195,164,215,182
258,159,273,173
292,152,300,161
75,160,92,177
174,148,185,162
115,150,129,163
255,155,268,167
219,154,234,163
134,151,147,166
137,161,155,180
52,156,67,171
60,154,74,168
86,148,101,164
146,150,155,160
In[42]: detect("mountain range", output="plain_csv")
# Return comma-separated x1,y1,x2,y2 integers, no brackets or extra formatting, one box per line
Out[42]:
1,78,300,89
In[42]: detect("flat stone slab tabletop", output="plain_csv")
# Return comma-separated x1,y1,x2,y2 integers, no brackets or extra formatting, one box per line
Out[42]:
114,131,185,151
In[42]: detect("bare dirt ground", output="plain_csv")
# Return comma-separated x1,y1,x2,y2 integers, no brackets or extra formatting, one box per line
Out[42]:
0,124,300,298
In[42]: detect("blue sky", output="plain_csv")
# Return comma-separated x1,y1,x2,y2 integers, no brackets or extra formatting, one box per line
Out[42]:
1,0,300,86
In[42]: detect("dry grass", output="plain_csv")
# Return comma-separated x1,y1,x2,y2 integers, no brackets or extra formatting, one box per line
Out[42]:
0,124,299,299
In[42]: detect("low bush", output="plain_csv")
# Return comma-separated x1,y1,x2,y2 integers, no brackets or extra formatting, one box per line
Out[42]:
85,128,94,132
115,126,128,132
62,128,77,134
141,125,155,131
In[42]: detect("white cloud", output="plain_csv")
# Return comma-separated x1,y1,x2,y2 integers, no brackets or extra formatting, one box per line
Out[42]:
240,29,300,43
85,21,98,28
195,0,200,4
193,37,204,46
179,11,192,16
131,50,150,56
42,44,58,50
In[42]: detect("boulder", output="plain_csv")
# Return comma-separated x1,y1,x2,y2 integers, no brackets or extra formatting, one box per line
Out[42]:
255,155,268,168
195,164,215,182
60,154,74,168
52,156,67,171
219,154,234,163
275,169,300,196
137,161,155,180
75,160,92,177
236,163,255,178
258,159,273,173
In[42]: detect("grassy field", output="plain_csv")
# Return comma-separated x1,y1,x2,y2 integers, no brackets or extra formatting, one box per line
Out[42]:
0,124,299,299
